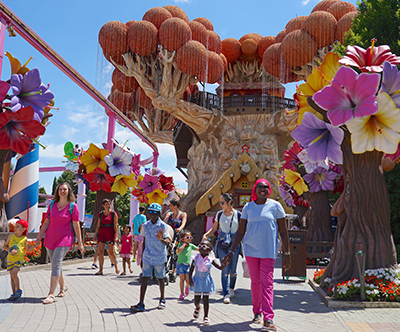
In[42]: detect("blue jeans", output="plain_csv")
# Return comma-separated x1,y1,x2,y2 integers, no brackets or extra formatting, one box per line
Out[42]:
217,245,240,296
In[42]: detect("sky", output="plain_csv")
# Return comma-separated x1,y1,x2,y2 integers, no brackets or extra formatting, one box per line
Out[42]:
1,0,358,194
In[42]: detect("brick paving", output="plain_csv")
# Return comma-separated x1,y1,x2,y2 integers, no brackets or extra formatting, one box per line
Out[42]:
0,255,399,332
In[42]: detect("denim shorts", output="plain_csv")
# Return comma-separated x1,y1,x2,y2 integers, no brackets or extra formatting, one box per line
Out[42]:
142,261,165,279
176,263,190,275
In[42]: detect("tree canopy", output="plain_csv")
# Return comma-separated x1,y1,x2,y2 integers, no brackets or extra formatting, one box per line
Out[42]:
345,0,400,55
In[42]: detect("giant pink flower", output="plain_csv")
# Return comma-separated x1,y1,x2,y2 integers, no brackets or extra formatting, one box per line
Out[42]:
139,174,160,194
339,44,400,73
0,106,46,155
313,66,380,127
282,142,303,171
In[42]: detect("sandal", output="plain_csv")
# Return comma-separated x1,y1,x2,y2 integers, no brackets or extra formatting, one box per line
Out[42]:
203,317,210,326
95,271,103,275
57,286,68,297
8,293,17,301
43,295,56,304
129,268,133,273
193,306,200,319
158,299,166,309
120,272,126,276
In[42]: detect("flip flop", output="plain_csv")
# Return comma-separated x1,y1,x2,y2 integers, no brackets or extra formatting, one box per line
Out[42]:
43,295,56,304
95,271,103,275
120,272,126,276
57,286,68,297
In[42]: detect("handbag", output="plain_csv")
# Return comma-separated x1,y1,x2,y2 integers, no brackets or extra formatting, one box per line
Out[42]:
217,211,236,250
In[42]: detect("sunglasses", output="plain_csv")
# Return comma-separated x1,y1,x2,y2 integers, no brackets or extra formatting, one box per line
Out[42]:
219,201,226,205
198,244,210,249
183,236,193,240
256,185,269,190
148,210,159,214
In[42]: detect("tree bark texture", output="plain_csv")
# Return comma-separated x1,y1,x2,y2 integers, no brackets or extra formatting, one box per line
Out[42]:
0,149,10,233
322,136,397,287
305,190,333,252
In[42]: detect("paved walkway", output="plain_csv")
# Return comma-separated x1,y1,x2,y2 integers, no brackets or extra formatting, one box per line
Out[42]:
0,256,399,332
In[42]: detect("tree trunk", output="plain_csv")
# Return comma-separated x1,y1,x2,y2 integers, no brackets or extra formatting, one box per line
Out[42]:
0,149,10,233
305,190,333,252
322,137,397,287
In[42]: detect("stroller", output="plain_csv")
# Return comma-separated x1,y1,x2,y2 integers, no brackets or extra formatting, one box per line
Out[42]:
164,228,179,285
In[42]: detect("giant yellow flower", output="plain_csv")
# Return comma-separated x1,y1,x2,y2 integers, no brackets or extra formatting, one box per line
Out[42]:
347,93,400,154
80,143,109,173
112,173,137,195
284,169,309,195
146,188,167,205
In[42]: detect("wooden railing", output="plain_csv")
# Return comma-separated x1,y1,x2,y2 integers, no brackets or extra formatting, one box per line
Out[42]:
187,91,296,111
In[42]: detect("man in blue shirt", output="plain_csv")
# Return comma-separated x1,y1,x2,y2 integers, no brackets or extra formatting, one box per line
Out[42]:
131,203,169,312
132,206,146,262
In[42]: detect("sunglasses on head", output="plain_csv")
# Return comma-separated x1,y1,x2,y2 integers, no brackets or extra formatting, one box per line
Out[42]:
148,210,159,214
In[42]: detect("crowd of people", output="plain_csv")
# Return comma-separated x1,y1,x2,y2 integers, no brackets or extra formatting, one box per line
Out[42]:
3,180,292,332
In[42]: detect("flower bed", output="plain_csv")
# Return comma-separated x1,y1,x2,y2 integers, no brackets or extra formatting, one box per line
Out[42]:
306,256,331,266
313,268,400,302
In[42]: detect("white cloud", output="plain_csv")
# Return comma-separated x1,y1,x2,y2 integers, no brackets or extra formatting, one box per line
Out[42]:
302,0,312,5
173,0,191,3
63,100,105,129
39,143,66,160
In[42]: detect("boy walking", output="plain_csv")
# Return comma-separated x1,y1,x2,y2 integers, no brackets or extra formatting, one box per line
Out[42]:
132,206,146,262
131,203,169,311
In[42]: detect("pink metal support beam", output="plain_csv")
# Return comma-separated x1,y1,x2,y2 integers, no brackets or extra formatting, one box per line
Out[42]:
0,2,159,165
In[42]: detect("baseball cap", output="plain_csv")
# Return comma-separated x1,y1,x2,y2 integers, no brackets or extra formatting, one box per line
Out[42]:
148,203,162,213
16,219,29,236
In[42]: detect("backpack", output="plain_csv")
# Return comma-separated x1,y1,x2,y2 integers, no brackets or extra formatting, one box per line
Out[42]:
49,200,77,239
98,210,116,229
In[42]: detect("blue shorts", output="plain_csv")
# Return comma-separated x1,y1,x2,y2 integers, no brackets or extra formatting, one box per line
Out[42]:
176,263,190,275
142,261,165,279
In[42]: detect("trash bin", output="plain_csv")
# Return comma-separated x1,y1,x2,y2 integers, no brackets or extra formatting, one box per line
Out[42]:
282,230,307,280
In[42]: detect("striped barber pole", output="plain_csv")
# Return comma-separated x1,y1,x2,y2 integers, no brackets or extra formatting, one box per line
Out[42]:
6,144,40,232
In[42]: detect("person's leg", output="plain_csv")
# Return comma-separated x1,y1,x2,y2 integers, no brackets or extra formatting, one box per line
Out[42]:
185,274,190,292
179,273,185,294
107,244,119,273
245,256,262,315
203,295,209,318
46,247,69,298
194,295,201,310
133,236,137,260
127,257,133,273
228,248,240,291
93,247,98,264
98,242,105,273
260,258,275,322
154,264,166,301
139,277,149,303
217,247,230,296
10,268,19,293
122,257,127,274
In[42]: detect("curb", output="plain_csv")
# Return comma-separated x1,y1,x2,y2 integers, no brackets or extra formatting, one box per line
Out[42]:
309,279,400,308
0,257,93,276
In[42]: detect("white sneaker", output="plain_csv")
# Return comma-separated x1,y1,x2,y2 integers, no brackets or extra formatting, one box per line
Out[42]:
229,289,235,298
223,294,230,304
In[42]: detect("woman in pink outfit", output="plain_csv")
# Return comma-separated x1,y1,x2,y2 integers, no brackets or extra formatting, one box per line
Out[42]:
36,182,84,304
222,179,291,332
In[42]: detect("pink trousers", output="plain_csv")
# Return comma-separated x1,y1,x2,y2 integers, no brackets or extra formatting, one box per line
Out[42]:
245,256,275,321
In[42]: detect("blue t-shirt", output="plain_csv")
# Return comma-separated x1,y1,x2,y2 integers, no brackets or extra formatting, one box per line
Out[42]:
141,218,168,265
241,199,286,259
132,213,146,235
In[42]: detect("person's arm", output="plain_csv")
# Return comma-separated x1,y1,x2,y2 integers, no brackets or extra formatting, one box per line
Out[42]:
130,235,134,254
113,212,119,243
72,219,84,253
3,235,14,254
163,212,171,223
202,220,219,241
221,218,247,266
188,260,195,286
277,217,291,271
35,218,50,247
94,216,101,240
25,239,38,252
212,259,224,270
176,212,187,233
177,242,187,254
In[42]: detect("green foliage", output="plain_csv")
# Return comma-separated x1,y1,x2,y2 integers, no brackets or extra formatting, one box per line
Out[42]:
345,0,400,55
384,163,400,260
38,186,47,204
115,191,131,227
332,42,348,58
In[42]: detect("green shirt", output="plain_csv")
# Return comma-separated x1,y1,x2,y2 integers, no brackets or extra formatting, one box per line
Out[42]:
177,242,197,264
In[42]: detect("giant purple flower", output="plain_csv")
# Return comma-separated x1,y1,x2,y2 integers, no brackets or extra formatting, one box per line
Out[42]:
291,112,344,165
380,61,400,108
313,66,380,127
104,146,132,177
145,167,164,177
303,167,338,193
11,68,54,122
139,174,160,194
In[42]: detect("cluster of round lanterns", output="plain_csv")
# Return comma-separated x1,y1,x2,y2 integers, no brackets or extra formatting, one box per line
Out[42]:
221,0,357,83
